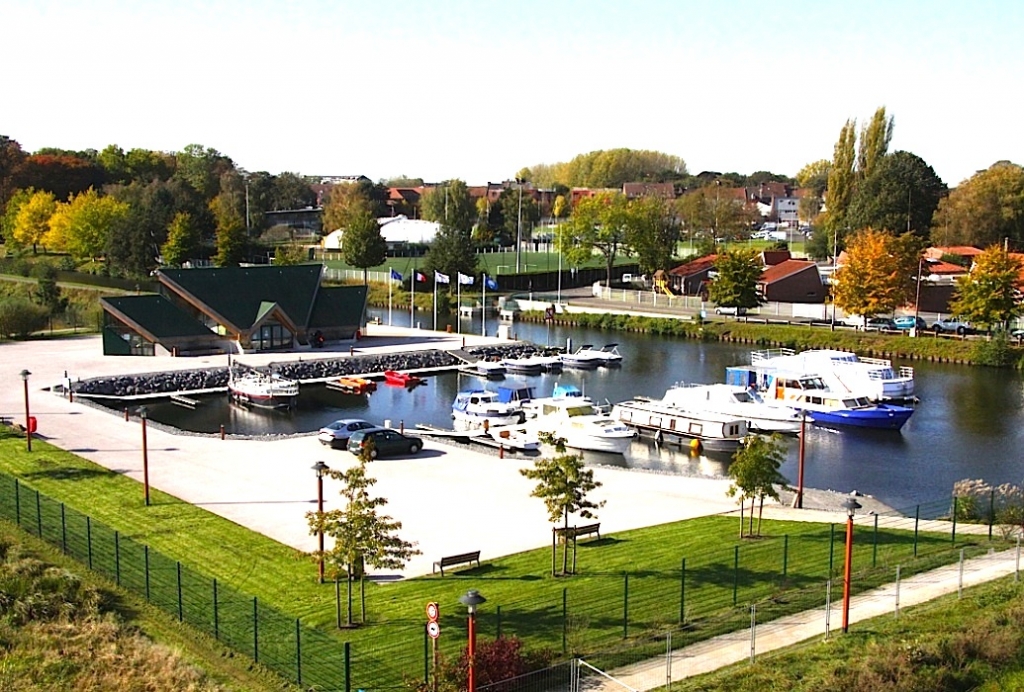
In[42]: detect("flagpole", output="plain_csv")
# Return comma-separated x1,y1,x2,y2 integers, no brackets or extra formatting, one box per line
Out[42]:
457,280,462,334
411,263,415,328
433,276,437,332
388,266,393,326
481,274,486,337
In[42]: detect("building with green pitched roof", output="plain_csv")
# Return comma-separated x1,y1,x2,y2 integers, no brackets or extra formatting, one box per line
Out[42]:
100,264,367,356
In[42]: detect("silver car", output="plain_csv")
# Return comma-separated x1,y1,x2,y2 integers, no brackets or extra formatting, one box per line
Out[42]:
318,419,377,448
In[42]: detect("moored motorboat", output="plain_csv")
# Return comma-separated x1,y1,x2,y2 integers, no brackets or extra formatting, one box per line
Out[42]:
228,370,299,410
384,370,423,387
659,382,803,434
327,376,376,395
501,357,544,375
611,398,748,452
452,389,526,429
522,391,635,454
559,345,605,370
475,360,507,378
747,348,914,401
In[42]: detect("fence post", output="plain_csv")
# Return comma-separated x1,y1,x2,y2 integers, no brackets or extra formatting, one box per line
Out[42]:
344,641,351,692
176,562,183,621
86,516,92,569
828,524,835,577
14,480,20,526
958,549,965,598
623,573,629,638
35,489,42,537
750,604,757,663
145,546,151,601
60,504,67,553
253,597,259,662
733,545,740,605
913,505,920,557
824,580,831,639
496,605,502,639
872,514,879,568
665,630,672,690
783,535,789,578
295,619,302,686
895,565,901,618
115,531,120,586
423,623,429,683
989,489,996,540
679,558,686,623
952,497,958,545
562,587,568,654
336,576,342,629
213,578,219,639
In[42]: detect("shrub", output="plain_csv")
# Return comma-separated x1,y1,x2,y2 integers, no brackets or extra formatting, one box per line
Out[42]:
973,331,1014,367
0,297,49,338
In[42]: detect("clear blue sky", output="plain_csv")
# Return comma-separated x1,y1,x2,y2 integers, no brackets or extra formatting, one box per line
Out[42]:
4,0,1021,187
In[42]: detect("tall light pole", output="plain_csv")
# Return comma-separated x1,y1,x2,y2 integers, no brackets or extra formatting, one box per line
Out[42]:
19,369,31,452
841,495,862,632
138,406,150,506
913,256,924,330
312,460,330,583
459,589,487,692
515,178,524,273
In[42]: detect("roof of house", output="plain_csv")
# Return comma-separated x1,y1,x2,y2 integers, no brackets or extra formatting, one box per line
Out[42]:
308,285,368,329
761,250,792,266
758,259,820,284
922,258,969,275
622,182,676,199
159,265,325,333
101,295,217,340
925,246,983,259
669,255,718,277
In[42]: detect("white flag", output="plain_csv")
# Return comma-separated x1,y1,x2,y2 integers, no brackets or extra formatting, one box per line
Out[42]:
458,272,475,285
435,271,450,284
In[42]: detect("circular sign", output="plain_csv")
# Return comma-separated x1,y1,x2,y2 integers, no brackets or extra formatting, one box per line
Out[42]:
426,602,439,621
427,621,441,639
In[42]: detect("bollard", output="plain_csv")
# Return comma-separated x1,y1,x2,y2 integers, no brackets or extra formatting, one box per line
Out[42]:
349,346,354,356
400,420,404,434
462,337,466,348
220,424,225,440
499,444,504,459
124,408,129,421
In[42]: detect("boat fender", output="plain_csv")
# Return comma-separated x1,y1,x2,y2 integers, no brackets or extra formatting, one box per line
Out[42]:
689,438,702,453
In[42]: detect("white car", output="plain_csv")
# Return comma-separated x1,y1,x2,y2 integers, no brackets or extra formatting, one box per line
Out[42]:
318,419,378,448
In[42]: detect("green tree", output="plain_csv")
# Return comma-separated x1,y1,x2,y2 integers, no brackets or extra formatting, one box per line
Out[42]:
174,144,234,200
161,212,200,267
420,180,475,233
857,106,895,181
949,245,1024,330
45,188,129,261
824,119,857,236
0,296,49,338
625,195,678,274
708,249,763,310
423,224,478,288
846,151,947,237
342,199,388,284
520,434,605,576
795,159,831,196
1,187,33,245
273,242,308,266
33,264,68,317
833,229,921,323
11,189,56,253
930,161,1024,248
498,185,540,248
210,193,246,267
561,191,630,286
727,435,788,537
306,444,419,626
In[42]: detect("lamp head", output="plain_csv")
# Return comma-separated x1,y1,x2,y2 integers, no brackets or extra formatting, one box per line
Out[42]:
312,460,330,477
20,369,31,380
459,589,487,615
137,406,148,419
843,495,862,518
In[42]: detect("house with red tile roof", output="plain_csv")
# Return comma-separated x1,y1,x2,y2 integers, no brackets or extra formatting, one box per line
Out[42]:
757,259,826,303
667,254,718,295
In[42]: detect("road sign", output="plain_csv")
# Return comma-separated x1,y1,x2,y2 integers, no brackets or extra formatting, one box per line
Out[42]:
426,602,439,621
427,621,440,639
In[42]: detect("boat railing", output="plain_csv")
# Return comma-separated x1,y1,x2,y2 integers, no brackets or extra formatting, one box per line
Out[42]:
858,356,894,367
750,348,795,364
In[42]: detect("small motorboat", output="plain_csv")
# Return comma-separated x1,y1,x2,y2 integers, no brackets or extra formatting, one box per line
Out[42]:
488,426,540,451
452,390,526,429
501,356,544,375
384,370,424,387
327,376,377,395
475,360,507,379
559,345,605,370
228,370,299,410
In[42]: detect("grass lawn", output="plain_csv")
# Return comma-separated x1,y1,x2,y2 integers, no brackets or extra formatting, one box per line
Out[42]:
0,427,1001,688
321,250,635,277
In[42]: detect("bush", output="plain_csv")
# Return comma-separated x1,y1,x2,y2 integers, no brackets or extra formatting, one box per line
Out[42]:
973,331,1014,367
0,297,49,338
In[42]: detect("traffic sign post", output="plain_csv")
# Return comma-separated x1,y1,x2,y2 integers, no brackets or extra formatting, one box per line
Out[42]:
426,602,440,692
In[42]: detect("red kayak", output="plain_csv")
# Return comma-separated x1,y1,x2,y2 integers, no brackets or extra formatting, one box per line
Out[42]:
384,370,423,387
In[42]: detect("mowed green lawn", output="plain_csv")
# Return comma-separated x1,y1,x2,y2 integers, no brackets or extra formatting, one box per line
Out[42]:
0,427,996,685
321,250,628,277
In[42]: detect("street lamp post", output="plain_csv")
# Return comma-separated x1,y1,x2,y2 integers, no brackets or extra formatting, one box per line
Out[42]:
515,178,524,273
19,369,31,452
459,589,487,692
913,257,924,330
138,406,150,506
312,461,330,583
841,495,862,632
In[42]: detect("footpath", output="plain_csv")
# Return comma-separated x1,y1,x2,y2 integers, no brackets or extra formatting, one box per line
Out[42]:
597,546,1021,690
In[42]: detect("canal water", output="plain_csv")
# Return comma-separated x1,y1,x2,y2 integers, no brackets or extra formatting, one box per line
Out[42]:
131,307,1024,510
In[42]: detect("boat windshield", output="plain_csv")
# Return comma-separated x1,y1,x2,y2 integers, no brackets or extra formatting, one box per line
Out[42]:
733,391,753,402
842,397,873,408
564,405,595,417
800,377,827,390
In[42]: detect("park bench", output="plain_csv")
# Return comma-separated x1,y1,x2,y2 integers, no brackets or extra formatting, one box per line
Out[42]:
433,550,481,576
554,523,601,541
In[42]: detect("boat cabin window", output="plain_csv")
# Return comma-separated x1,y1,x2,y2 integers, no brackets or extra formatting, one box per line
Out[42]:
565,405,593,417
801,377,826,390
733,391,753,402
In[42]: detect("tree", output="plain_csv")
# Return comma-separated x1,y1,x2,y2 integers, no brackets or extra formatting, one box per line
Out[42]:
423,224,478,288
341,199,388,284
846,151,947,237
45,188,129,261
174,144,234,200
161,212,200,267
949,245,1024,330
543,149,687,188
498,186,540,248
306,443,419,626
420,180,475,233
857,106,895,181
551,194,570,222
11,189,57,253
0,297,49,338
1,187,33,245
625,195,679,274
930,161,1024,248
708,249,763,310
210,193,246,267
33,264,68,317
13,153,106,202
727,435,788,537
273,242,308,266
561,191,630,286
795,159,831,197
832,229,921,322
0,135,27,211
520,434,604,576
824,119,857,236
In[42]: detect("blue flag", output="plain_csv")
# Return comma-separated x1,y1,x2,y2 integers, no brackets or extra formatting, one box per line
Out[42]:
485,276,498,291
390,269,403,281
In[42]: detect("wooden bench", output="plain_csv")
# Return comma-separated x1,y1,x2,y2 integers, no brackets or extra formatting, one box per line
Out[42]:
433,550,481,576
555,523,601,541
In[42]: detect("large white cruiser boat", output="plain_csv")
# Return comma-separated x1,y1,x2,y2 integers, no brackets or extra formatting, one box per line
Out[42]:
660,383,803,434
523,386,635,454
747,348,914,401
452,390,526,430
611,398,748,452
228,370,299,410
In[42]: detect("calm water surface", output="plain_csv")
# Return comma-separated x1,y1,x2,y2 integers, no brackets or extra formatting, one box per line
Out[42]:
135,308,1024,510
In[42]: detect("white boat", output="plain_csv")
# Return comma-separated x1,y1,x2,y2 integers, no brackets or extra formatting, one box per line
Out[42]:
523,394,635,454
611,398,748,452
748,348,914,401
658,383,804,434
228,370,299,410
487,426,540,451
452,390,525,429
474,360,507,378
501,356,544,375
593,343,624,366
559,345,606,369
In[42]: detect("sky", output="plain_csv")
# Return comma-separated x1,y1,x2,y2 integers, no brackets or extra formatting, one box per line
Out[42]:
3,0,1022,188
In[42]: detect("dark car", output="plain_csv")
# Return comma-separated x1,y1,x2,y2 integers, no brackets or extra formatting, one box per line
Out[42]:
864,317,896,331
347,428,423,458
318,419,377,448
892,316,927,331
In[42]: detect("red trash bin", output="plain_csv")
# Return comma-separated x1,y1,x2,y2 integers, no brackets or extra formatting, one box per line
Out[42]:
27,416,37,434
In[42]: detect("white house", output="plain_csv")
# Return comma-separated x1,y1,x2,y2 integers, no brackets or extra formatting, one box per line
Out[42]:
320,215,441,251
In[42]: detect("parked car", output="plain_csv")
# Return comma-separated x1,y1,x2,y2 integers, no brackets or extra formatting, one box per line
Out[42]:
864,317,897,331
893,316,927,331
714,306,748,316
347,428,423,458
932,318,972,335
318,419,378,448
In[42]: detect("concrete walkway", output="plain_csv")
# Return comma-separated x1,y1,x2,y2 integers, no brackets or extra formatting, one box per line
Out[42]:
596,547,1021,690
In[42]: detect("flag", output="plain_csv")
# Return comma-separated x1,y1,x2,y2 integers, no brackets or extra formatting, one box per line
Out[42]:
458,272,475,285
390,269,403,281
484,275,498,291
415,271,427,282
435,271,450,284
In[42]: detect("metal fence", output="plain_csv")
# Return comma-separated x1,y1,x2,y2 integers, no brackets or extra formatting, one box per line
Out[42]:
0,467,1007,691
